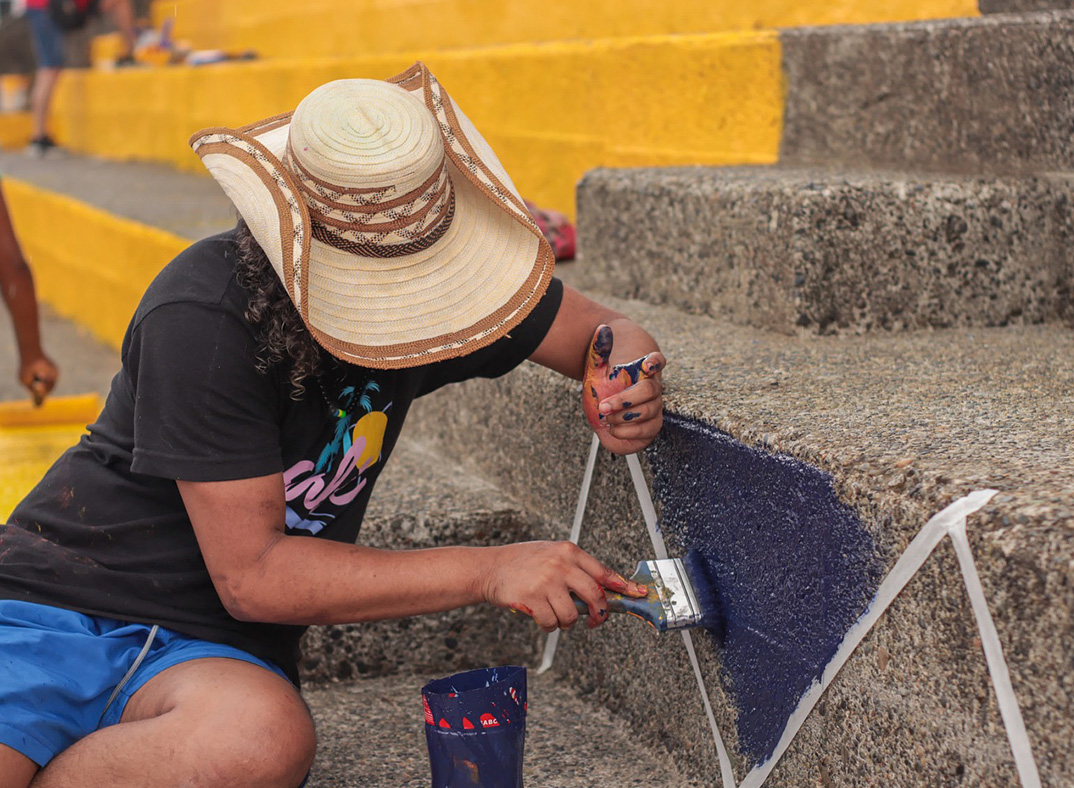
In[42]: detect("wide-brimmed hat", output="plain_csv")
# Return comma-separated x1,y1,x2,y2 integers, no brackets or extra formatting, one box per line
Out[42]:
189,62,554,369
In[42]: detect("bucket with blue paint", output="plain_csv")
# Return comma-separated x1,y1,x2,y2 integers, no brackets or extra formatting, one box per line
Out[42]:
422,665,527,788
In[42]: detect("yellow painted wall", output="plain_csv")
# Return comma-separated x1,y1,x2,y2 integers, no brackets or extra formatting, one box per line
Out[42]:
54,31,784,215
2,178,188,352
153,0,979,60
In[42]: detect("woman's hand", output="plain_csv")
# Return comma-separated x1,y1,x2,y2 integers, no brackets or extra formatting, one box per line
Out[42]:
582,323,665,455
480,541,648,632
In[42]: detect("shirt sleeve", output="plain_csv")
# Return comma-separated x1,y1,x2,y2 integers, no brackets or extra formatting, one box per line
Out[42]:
417,276,564,397
127,302,284,482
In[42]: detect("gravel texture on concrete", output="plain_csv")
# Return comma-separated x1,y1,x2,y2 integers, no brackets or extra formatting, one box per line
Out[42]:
780,11,1074,174
574,166,1073,335
405,281,1074,787
980,0,1074,10
304,672,698,788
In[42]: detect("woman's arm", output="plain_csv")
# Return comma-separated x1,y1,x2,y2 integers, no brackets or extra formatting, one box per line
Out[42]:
178,473,648,633
0,186,57,403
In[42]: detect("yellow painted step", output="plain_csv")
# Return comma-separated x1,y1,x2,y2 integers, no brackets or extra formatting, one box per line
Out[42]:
0,394,102,520
52,31,785,215
2,178,188,351
0,423,92,520
152,0,979,60
0,112,32,152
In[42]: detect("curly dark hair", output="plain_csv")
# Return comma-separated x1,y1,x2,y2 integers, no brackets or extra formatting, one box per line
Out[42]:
234,221,325,398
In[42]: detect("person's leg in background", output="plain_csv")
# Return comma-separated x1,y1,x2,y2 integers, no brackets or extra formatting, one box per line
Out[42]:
23,8,65,156
98,0,136,64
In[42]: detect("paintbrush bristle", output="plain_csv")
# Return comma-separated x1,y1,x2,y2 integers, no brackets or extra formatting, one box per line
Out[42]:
681,549,721,631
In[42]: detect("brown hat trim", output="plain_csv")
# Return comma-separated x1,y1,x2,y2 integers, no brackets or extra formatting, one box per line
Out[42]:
190,62,555,369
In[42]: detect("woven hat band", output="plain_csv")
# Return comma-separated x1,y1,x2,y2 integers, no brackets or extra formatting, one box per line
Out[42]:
284,141,455,257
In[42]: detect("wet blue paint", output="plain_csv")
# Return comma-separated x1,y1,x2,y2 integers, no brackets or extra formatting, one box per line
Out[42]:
423,666,527,788
611,356,647,385
649,414,882,766
623,412,641,421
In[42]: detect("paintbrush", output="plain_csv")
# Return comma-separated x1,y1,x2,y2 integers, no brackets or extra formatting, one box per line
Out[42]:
575,551,720,631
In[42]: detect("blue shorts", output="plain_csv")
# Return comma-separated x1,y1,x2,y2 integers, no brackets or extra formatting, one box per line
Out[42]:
0,599,290,767
25,9,65,69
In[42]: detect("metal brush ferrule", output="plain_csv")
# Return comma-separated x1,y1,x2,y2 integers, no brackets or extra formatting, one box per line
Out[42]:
645,558,702,629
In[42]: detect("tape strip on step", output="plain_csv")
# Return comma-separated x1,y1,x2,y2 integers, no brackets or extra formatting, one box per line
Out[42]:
739,489,1041,788
626,452,737,788
536,434,601,676
539,438,1037,788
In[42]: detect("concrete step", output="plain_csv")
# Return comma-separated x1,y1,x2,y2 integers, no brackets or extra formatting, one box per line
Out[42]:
404,287,1074,787
980,0,1074,10
0,151,234,351
29,11,1069,217
572,165,1073,335
780,10,1074,174
303,673,696,788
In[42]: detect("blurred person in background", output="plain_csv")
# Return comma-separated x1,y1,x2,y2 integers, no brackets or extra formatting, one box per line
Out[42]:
23,0,137,156
0,179,58,402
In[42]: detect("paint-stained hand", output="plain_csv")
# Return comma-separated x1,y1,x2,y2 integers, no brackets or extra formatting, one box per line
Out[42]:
582,324,665,455
482,541,648,632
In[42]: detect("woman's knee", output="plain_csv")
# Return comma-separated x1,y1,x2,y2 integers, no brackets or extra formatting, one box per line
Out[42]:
193,694,316,788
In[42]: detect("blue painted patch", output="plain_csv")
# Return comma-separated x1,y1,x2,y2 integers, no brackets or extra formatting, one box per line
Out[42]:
649,414,882,766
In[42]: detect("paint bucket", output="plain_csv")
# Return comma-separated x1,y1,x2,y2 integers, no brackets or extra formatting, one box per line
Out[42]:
422,665,527,788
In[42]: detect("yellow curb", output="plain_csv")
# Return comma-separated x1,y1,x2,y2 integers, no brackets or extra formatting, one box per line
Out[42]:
53,31,785,216
2,178,188,351
0,423,93,521
152,0,979,60
0,112,33,151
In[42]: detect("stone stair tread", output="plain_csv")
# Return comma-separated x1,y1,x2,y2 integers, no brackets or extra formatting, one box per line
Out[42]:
303,672,698,788
574,163,1073,334
0,150,233,241
442,274,1074,525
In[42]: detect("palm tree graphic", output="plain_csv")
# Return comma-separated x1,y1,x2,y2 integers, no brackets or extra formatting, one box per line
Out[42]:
314,379,381,474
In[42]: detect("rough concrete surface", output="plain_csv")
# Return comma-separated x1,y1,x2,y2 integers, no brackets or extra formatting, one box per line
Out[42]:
0,151,235,242
980,0,1074,10
406,286,1073,787
304,673,697,788
575,166,1074,335
780,12,1074,174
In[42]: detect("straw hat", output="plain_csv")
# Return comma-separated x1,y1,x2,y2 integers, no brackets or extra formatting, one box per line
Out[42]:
189,62,554,369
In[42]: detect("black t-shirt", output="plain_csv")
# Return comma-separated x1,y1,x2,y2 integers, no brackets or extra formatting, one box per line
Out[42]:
0,228,563,681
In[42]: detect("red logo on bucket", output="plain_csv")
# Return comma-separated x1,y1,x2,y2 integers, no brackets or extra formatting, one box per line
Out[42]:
480,713,500,728
462,717,475,730
438,718,451,729
422,696,433,725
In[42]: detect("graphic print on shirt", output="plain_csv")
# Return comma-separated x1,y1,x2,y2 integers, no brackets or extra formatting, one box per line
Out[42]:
283,380,390,535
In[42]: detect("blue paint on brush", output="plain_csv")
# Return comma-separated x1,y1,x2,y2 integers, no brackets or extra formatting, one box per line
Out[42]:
648,414,882,766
